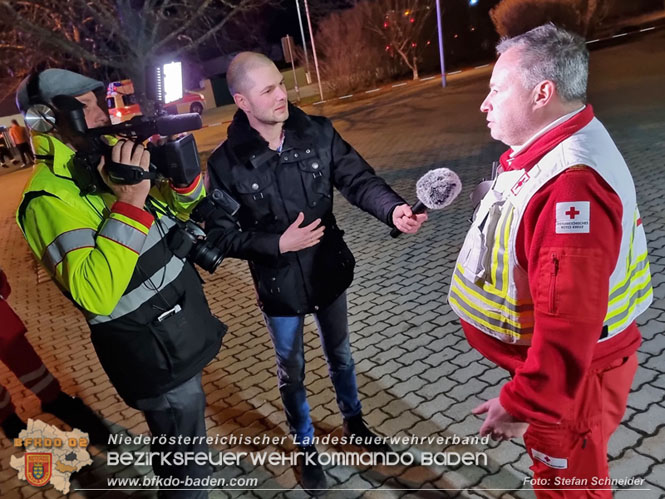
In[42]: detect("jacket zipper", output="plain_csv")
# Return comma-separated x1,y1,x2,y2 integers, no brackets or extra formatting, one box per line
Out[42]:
549,253,559,314
274,150,312,309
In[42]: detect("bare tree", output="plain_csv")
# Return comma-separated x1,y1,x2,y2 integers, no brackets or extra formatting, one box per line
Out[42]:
490,0,615,39
307,0,358,22
362,0,433,80
0,2,103,107
311,5,388,96
579,0,613,35
0,0,272,113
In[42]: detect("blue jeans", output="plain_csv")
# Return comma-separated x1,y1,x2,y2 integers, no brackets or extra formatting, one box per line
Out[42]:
264,292,362,445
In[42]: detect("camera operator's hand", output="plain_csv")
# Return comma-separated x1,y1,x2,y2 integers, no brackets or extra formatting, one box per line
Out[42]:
98,140,151,209
279,212,325,254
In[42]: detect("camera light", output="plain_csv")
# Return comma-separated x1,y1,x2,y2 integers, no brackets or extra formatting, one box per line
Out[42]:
163,61,183,104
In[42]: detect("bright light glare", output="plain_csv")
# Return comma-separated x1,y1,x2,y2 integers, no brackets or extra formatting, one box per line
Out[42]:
163,61,183,104
469,0,479,5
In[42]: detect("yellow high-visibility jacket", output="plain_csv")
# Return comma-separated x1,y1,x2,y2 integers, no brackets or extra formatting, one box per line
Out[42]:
17,133,203,315
16,133,225,404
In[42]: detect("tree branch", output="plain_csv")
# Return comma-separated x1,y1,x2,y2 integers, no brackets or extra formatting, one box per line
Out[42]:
76,0,134,50
167,1,257,56
0,1,123,67
151,0,216,52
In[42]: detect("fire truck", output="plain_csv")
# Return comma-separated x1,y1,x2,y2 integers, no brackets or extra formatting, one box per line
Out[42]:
106,80,206,124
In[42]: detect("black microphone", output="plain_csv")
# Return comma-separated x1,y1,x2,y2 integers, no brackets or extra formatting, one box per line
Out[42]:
390,168,462,238
89,113,203,139
153,113,203,136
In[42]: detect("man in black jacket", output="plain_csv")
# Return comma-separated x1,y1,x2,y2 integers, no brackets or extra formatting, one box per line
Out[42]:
206,52,426,494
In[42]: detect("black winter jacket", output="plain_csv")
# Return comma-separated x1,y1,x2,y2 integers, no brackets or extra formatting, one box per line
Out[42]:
206,104,405,315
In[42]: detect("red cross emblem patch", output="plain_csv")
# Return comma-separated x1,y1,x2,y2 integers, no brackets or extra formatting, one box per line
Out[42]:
556,201,590,234
510,171,531,196
531,449,568,469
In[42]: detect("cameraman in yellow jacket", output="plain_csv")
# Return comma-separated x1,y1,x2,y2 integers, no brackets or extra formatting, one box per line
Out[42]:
16,68,225,499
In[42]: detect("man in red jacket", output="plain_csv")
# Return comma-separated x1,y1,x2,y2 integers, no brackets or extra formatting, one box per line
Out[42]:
448,23,652,497
0,268,109,442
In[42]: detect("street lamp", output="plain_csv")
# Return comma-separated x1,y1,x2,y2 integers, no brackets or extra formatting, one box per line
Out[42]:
435,0,447,87
303,0,324,101
294,0,312,84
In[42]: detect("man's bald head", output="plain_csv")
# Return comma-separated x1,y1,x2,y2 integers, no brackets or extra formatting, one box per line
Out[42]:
229,52,288,128
227,52,276,96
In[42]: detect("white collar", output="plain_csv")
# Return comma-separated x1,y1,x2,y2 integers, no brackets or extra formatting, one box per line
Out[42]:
510,106,586,157
276,129,286,153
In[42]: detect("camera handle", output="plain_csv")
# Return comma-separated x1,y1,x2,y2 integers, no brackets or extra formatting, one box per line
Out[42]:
106,160,158,185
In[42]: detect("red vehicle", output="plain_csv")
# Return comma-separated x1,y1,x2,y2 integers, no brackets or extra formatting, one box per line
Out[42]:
106,80,206,124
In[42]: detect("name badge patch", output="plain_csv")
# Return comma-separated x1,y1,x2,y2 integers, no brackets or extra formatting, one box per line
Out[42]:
556,201,590,234
531,449,568,469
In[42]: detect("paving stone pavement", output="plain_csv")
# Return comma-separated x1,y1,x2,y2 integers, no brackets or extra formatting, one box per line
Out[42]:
1,30,664,499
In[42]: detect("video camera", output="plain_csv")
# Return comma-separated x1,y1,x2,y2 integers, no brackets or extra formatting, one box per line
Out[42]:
55,91,204,191
51,63,239,274
51,60,204,190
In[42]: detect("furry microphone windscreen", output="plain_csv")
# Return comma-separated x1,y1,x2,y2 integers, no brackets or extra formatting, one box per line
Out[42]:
415,168,462,210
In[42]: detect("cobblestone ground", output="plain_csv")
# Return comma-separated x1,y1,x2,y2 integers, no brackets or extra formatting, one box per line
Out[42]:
1,30,664,498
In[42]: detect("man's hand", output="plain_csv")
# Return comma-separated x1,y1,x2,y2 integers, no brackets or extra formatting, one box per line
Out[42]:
279,212,325,253
392,204,428,234
473,397,528,441
98,140,151,209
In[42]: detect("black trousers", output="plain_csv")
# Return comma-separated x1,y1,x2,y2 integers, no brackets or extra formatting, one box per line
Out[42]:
133,372,211,499
16,143,34,164
0,147,12,163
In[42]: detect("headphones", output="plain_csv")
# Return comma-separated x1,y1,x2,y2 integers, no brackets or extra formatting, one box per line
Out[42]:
24,71,58,133
24,70,89,136
22,69,103,194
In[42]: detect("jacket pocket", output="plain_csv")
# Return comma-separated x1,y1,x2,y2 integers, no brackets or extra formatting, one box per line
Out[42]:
147,291,226,375
310,228,355,289
535,247,604,319
459,192,504,284
235,173,276,222
254,261,296,297
298,159,331,208
90,324,172,401
548,252,559,314
458,225,488,283
251,258,307,314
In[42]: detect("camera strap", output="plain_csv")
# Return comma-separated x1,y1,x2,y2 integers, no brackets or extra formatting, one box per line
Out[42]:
107,160,157,185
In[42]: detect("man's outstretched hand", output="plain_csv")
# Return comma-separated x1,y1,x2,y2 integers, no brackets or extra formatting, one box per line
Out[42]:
392,204,428,234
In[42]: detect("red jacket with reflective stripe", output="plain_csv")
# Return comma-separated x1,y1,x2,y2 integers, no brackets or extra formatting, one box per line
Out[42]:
463,166,641,425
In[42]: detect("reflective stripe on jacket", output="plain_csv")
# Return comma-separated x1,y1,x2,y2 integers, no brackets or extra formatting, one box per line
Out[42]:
449,118,652,344
16,133,225,403
17,134,204,317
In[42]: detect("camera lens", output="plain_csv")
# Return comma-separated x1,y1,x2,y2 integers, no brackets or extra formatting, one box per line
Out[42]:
190,242,224,274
